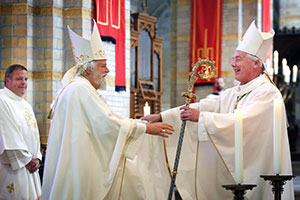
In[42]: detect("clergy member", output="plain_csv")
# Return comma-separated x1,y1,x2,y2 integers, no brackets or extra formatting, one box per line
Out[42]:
206,76,225,99
143,21,294,199
0,64,42,200
41,20,174,199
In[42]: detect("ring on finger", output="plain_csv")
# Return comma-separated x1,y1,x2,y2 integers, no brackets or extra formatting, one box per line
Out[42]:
162,129,166,134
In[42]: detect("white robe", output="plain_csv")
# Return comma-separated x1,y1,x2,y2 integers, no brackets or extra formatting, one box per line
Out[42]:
42,76,171,200
162,74,294,200
0,87,42,200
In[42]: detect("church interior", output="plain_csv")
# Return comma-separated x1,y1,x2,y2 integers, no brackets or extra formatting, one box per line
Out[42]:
1,0,300,198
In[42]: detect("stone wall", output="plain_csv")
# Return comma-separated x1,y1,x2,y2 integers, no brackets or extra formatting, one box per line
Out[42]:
279,0,300,28
0,0,131,143
169,0,191,107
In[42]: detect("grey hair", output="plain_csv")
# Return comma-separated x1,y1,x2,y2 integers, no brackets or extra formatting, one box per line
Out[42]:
77,61,97,76
246,53,264,70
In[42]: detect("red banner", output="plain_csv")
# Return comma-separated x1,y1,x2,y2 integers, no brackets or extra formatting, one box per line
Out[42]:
95,0,126,91
190,0,223,83
262,0,272,62
262,0,271,32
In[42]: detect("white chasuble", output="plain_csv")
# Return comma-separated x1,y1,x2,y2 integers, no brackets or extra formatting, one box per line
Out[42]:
162,74,294,200
0,87,42,200
42,76,171,200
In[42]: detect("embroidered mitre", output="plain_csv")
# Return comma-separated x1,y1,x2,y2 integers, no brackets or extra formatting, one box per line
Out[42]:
236,20,275,61
67,19,106,64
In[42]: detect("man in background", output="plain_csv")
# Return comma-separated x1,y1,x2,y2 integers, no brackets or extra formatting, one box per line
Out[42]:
0,64,42,200
206,76,225,99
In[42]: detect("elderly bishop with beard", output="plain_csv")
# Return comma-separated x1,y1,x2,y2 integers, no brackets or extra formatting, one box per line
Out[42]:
41,20,174,200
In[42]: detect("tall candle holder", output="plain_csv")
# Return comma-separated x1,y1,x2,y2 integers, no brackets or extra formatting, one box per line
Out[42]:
222,184,256,200
272,56,298,104
260,174,295,200
273,74,297,103
272,56,299,151
270,63,296,199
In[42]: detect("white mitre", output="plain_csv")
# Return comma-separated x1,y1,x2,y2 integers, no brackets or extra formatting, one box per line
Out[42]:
67,19,106,64
236,20,275,61
61,20,107,87
48,20,107,117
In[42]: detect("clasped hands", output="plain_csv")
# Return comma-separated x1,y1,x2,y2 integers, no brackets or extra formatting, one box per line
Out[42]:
25,158,40,173
141,106,200,138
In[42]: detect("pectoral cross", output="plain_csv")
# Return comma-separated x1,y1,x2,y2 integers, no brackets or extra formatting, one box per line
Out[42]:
234,93,249,110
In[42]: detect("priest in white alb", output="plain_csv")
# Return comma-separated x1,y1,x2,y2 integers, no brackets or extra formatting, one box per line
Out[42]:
143,21,294,199
41,20,174,200
0,64,42,200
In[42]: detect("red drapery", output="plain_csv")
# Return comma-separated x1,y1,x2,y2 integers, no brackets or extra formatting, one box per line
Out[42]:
190,0,223,84
262,0,272,62
95,0,126,91
262,0,271,32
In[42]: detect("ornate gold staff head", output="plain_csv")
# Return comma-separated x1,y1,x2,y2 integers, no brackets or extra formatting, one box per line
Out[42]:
193,58,216,81
182,58,216,104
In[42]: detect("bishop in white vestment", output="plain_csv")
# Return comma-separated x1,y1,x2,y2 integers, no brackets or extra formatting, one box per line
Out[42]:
42,20,173,200
143,21,294,200
161,73,294,199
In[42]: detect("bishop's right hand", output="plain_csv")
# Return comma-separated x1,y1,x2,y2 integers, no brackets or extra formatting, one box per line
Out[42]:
145,122,174,138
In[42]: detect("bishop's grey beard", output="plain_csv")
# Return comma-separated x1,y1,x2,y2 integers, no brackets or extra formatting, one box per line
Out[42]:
92,70,107,90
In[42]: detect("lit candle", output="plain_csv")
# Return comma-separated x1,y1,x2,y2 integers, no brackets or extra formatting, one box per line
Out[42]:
273,98,283,174
268,67,274,78
266,59,273,76
234,109,243,184
143,102,150,116
273,51,279,75
282,58,287,75
293,65,298,83
284,65,290,84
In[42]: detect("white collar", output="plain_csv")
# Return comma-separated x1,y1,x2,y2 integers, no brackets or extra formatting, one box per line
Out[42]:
3,87,23,101
236,74,270,96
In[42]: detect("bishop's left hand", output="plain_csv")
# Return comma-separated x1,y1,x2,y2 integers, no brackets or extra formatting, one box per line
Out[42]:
180,106,200,122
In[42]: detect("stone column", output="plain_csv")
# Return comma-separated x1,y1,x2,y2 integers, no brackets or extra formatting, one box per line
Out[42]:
169,0,191,107
0,2,35,100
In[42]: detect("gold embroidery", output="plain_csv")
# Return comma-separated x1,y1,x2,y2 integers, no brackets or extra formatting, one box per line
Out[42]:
24,107,38,140
95,49,106,57
24,107,37,129
75,54,90,63
6,183,14,193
